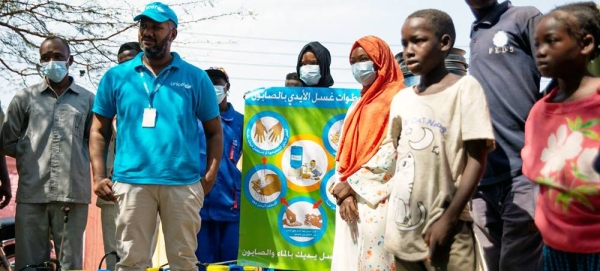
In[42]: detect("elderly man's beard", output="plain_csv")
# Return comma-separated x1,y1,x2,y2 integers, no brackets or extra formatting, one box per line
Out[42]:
141,31,171,59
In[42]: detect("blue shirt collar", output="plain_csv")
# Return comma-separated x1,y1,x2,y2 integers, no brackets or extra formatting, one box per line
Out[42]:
132,52,183,73
472,1,511,28
220,103,236,122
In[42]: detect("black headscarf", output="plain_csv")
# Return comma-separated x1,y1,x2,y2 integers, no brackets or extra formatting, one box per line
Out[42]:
296,41,334,87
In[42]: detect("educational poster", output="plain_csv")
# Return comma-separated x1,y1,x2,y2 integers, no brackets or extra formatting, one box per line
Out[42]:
238,87,360,270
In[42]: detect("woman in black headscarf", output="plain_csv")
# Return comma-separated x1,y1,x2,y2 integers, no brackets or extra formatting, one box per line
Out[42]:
296,41,335,87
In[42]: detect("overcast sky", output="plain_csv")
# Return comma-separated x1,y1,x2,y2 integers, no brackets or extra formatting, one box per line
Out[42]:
2,0,572,111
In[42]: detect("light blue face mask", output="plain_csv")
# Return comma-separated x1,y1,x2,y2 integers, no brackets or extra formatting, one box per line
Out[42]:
40,61,68,83
299,65,321,86
351,61,376,86
215,85,226,103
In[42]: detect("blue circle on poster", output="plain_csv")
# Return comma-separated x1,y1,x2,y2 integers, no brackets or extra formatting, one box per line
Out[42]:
322,114,345,156
245,111,290,157
244,164,287,209
278,196,328,247
319,170,336,210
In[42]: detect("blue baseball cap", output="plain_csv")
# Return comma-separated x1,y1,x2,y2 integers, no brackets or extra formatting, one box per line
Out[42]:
134,2,178,27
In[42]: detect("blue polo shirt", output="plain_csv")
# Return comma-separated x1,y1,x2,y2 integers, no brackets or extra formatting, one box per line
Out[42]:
469,1,542,185
94,52,219,185
201,103,243,221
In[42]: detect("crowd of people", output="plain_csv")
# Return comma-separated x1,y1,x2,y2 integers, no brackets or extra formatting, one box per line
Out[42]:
0,0,599,271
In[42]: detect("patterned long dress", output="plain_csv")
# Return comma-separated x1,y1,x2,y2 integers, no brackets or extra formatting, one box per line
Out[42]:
330,100,397,271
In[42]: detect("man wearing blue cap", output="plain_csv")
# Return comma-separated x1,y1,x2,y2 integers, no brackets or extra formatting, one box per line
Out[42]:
89,2,223,271
196,67,244,270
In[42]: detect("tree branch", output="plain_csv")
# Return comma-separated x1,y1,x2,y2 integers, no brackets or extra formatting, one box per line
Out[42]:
0,0,251,94
179,11,243,24
0,58,37,76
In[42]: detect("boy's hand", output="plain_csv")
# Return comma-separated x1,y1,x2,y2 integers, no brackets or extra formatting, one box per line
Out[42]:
423,139,487,262
424,216,457,262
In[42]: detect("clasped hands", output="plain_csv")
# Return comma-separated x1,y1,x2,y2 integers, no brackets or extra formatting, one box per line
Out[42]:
331,181,359,224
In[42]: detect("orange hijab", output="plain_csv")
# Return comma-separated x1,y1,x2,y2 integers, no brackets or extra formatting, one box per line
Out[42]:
336,36,405,181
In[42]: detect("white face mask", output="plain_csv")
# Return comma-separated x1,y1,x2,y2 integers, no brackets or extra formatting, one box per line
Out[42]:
215,85,226,104
351,61,376,86
40,61,68,83
299,65,321,86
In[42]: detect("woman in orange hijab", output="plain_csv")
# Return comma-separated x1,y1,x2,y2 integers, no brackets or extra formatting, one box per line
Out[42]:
329,35,405,271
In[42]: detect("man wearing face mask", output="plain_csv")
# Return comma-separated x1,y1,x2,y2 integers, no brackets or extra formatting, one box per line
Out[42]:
195,67,243,270
90,2,223,270
0,36,95,271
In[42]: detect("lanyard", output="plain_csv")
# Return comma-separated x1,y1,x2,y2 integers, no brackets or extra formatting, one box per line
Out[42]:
140,69,172,108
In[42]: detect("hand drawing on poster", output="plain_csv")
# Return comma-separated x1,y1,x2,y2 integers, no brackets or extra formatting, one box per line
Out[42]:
246,111,290,156
278,197,328,247
322,114,346,156
244,164,287,209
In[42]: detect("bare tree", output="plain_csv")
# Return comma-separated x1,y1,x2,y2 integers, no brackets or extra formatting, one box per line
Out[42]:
0,0,251,89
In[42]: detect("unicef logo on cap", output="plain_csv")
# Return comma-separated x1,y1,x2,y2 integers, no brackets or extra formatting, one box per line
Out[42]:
134,2,179,27
147,3,164,12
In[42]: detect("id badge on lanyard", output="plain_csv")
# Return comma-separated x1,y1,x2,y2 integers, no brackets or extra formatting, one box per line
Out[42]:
140,70,171,128
142,108,157,128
